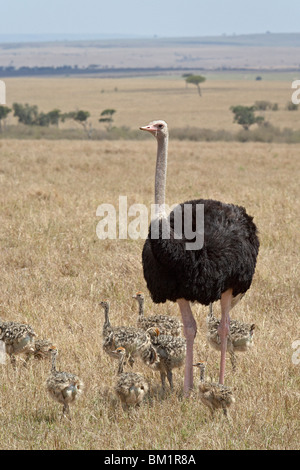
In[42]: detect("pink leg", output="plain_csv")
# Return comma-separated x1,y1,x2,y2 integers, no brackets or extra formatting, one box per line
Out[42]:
218,289,233,385
177,298,197,397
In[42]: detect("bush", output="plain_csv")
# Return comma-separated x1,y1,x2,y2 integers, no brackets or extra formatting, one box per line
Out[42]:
286,102,298,111
254,101,278,111
230,105,264,130
13,103,39,125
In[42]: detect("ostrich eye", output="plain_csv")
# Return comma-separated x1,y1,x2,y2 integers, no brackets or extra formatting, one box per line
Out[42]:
158,124,163,129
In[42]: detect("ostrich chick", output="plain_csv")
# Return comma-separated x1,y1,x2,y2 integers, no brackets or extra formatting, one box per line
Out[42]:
0,320,36,368
46,346,84,420
207,303,255,371
113,347,149,410
146,327,186,391
193,361,235,417
100,300,156,367
133,292,182,336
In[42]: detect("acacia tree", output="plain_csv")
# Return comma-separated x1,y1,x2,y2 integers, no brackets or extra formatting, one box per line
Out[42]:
47,109,61,127
62,110,93,138
230,105,264,130
185,74,206,96
99,109,116,130
0,105,11,132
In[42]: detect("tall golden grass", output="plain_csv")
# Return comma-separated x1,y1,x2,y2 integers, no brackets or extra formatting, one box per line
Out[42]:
0,135,299,449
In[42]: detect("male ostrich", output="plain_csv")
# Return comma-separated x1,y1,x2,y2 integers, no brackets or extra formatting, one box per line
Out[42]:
140,120,259,395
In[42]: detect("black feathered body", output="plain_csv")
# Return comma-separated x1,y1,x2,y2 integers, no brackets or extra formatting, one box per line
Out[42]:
142,199,259,305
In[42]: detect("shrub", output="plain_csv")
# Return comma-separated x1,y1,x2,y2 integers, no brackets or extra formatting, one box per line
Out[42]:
231,105,264,130
286,102,298,111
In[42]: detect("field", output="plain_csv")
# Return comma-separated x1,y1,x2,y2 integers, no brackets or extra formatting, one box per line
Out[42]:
0,75,299,450
4,74,300,134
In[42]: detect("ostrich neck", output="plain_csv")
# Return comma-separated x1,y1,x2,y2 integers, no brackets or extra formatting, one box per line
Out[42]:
51,353,57,373
138,300,144,318
118,354,125,375
103,305,111,330
155,135,168,217
200,367,205,383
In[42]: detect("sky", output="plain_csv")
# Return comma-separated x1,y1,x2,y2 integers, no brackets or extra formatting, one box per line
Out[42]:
0,0,299,39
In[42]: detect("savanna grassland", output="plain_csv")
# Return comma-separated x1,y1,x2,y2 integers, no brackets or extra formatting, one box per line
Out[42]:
4,74,300,132
0,75,299,450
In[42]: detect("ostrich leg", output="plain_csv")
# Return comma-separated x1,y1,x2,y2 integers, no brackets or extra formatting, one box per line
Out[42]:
177,298,197,396
218,289,233,385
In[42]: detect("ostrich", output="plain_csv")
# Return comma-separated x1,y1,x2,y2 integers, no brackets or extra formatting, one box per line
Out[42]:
0,320,36,368
46,345,84,420
112,347,149,410
207,303,255,371
140,120,259,395
146,327,186,391
193,361,235,417
133,292,182,336
100,300,156,367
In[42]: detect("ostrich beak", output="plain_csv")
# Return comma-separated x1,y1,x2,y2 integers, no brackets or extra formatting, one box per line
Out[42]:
139,125,157,135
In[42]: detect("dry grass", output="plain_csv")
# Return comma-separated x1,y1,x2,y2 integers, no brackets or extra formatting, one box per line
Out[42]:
0,137,299,450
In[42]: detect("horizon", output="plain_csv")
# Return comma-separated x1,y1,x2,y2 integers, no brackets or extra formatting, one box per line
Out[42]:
0,31,299,45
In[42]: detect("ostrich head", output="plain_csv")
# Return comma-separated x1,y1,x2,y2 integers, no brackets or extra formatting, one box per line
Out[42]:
193,361,206,370
111,346,126,360
114,346,126,353
140,120,168,139
193,361,206,381
132,291,144,301
100,300,110,309
48,345,58,356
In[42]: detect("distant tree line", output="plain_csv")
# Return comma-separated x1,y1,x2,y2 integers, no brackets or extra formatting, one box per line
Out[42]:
0,103,116,137
0,65,208,77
